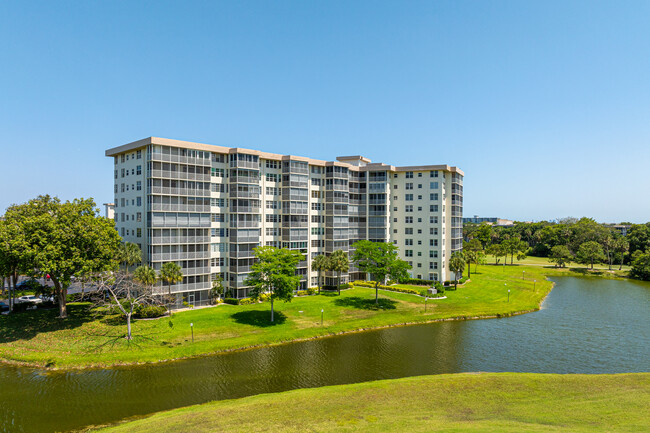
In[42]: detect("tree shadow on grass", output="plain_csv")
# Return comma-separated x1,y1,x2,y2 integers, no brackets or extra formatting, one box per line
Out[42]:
319,291,340,297
569,267,604,276
334,296,397,311
0,303,97,344
231,310,287,327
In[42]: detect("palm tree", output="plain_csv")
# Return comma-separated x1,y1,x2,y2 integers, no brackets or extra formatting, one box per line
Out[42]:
448,252,466,290
311,254,329,295
160,262,183,311
133,265,157,290
118,242,142,274
329,250,349,295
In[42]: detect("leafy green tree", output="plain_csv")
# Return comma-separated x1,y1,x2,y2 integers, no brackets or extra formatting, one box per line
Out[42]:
245,246,304,322
133,265,157,290
0,218,31,311
576,241,606,270
549,245,573,268
601,233,616,270
626,224,650,256
160,262,183,309
329,249,349,295
630,250,650,280
486,243,505,265
351,241,411,304
311,254,329,295
474,223,493,248
448,252,466,289
118,242,142,273
613,237,630,270
9,196,120,318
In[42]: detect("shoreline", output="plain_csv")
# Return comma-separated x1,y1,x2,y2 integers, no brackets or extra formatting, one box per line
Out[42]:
0,281,552,371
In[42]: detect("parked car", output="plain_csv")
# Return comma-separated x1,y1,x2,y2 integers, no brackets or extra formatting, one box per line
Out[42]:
0,302,9,312
16,295,43,304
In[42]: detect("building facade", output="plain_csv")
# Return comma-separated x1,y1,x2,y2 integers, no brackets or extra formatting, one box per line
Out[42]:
106,137,463,306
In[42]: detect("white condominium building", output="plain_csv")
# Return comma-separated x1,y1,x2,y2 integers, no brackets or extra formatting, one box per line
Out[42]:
106,137,463,307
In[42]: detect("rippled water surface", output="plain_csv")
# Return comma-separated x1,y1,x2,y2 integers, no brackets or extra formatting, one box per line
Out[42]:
1,277,648,432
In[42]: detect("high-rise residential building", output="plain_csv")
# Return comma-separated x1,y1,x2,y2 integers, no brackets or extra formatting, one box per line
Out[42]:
106,137,463,307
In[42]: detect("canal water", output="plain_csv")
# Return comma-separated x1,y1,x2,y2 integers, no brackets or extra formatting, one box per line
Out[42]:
1,277,648,432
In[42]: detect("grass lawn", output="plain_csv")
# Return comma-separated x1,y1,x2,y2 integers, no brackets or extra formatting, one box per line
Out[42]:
486,254,631,271
92,372,650,433
0,262,630,368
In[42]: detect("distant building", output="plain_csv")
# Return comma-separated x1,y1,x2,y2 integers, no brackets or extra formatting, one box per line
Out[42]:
103,203,115,220
610,224,632,237
463,216,514,227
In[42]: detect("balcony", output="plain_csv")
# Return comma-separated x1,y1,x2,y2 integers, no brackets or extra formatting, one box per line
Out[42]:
150,153,211,167
150,251,210,261
150,186,210,197
149,169,210,182
150,203,210,212
150,235,210,244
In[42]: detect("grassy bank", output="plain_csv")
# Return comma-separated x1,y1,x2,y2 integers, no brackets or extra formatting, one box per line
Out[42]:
0,263,557,368
92,372,650,433
1,261,623,368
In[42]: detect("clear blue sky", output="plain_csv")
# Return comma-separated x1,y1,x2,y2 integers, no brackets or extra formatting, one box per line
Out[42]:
1,0,649,223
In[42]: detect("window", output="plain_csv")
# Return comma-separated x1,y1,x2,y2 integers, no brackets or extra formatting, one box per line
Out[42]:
405,216,413,224
430,182,439,189
417,240,422,245
393,207,398,211
266,214,281,223
418,184,422,188
393,173,398,178
393,217,398,222
418,218,422,222
211,258,226,267
311,178,321,186
417,263,422,267
393,184,398,189
121,154,125,163
266,227,280,236
211,198,225,207
418,172,422,177
405,183,413,190
417,207,422,211
136,181,142,191
114,170,117,179
430,193,438,201
114,185,118,193
405,239,413,246
137,228,142,238
405,205,413,212
430,239,439,246
393,196,398,200
136,197,142,206
430,170,438,178
405,228,413,234
430,205,439,212
131,169,134,175
265,160,279,169
405,194,413,201
121,168,125,178
266,200,280,209
266,187,280,196
406,172,413,179
121,183,125,193
405,250,413,257
311,203,323,211
136,150,141,159
429,250,438,258
418,195,422,200
418,229,422,234
136,212,142,222
136,165,142,175
212,213,225,222
430,216,438,224
266,173,280,182
211,168,224,177
211,183,225,193
311,227,325,235
311,190,320,198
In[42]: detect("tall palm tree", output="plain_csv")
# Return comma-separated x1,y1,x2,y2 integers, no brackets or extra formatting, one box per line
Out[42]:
329,250,349,295
159,262,183,311
311,254,329,295
118,242,142,274
448,252,466,290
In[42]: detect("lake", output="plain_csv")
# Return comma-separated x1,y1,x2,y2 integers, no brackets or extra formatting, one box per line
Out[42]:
1,276,648,432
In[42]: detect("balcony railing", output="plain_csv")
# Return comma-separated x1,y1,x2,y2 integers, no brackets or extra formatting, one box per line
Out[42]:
150,203,210,212
150,236,210,244
150,186,210,197
149,169,210,182
150,251,210,261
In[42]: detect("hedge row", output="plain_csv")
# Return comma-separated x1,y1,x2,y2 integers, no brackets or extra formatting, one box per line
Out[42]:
351,281,423,296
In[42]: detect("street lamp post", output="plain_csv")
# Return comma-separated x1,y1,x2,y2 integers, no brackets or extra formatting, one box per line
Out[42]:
321,309,324,326
534,280,536,291
190,323,194,343
522,270,525,280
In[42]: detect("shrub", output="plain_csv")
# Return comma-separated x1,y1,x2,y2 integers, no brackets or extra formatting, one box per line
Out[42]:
399,277,435,286
223,298,239,305
134,305,167,318
296,290,308,296
351,281,420,296
340,283,352,290
307,287,317,295
259,293,271,302
238,297,256,305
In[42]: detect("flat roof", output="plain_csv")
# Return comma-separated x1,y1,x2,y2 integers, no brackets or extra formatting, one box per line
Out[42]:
105,137,463,175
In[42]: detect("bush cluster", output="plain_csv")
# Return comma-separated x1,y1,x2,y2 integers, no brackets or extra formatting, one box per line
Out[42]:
134,304,167,318
399,277,435,286
351,281,421,296
223,297,257,305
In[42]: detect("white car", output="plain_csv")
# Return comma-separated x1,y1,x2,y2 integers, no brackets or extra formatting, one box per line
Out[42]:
16,295,43,304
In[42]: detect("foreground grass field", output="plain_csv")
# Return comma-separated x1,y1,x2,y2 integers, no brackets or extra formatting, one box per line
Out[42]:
93,372,650,433
0,261,628,368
